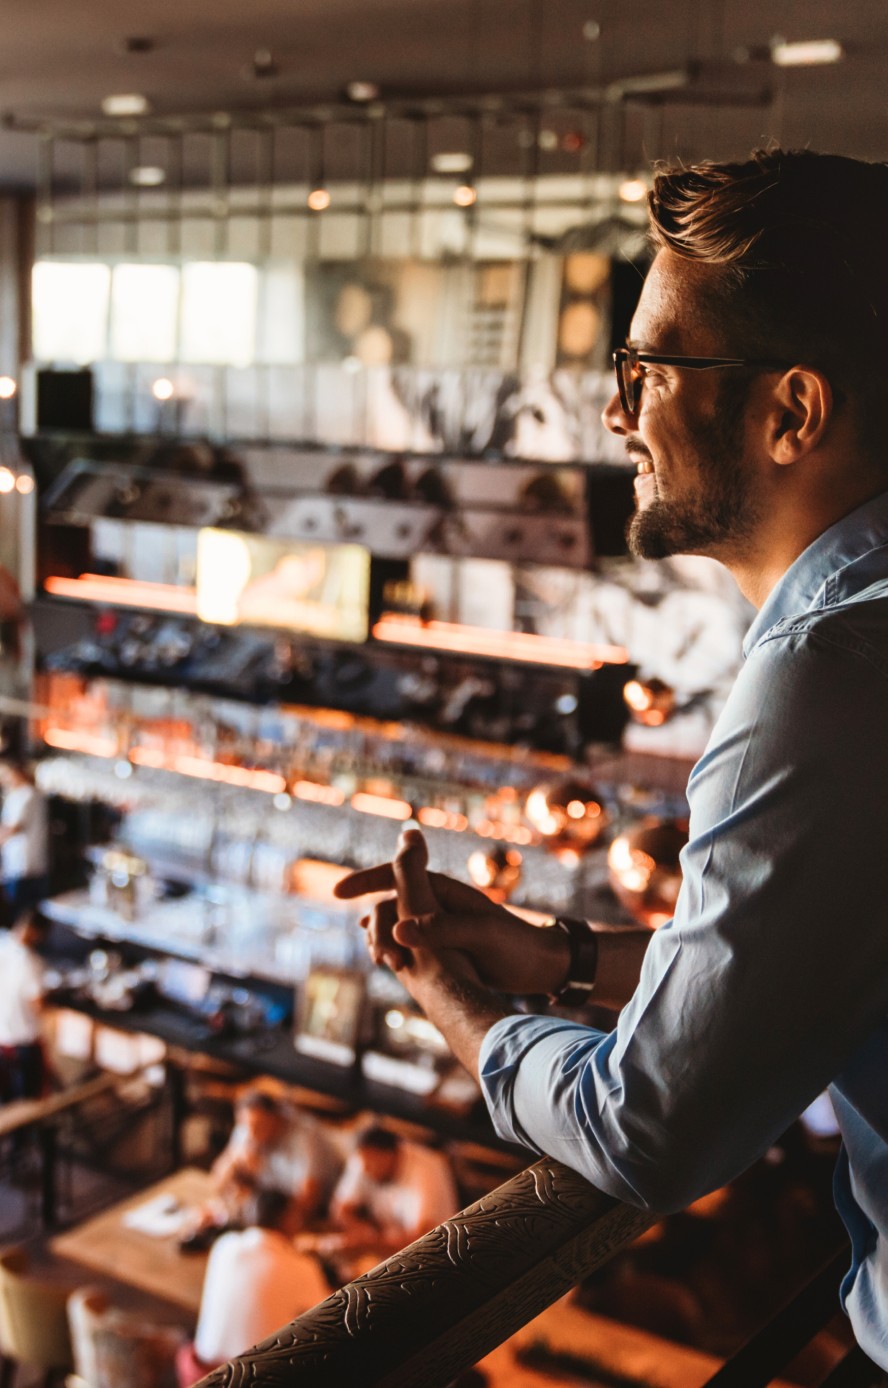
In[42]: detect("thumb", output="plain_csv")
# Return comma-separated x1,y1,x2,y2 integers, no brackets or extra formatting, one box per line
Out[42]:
393,913,475,951
393,828,438,918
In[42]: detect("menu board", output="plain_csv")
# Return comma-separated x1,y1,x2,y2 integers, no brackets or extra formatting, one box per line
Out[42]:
196,529,370,642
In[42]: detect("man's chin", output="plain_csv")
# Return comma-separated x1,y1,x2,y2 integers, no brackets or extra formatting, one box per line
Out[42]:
627,504,682,560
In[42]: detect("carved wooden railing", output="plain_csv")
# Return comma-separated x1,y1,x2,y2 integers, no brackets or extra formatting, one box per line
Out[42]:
197,1155,653,1387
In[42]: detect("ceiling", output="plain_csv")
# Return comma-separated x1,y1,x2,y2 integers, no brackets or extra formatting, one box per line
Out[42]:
1,0,887,191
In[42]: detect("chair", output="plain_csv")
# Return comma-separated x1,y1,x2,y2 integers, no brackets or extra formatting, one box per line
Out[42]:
67,1288,186,1388
0,1246,74,1388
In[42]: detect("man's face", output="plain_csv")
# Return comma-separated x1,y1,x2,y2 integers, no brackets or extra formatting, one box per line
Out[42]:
359,1146,398,1184
603,249,762,562
242,1106,282,1147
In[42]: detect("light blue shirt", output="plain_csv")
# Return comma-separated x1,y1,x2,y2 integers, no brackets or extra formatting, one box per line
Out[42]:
480,489,888,1369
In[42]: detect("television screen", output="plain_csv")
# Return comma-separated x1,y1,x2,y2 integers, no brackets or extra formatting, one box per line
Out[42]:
196,529,370,642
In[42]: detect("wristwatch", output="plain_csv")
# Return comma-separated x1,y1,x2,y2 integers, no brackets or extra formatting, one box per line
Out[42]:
546,916,599,1006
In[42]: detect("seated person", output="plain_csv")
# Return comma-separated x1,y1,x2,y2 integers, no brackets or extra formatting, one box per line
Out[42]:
199,1088,342,1233
176,1187,330,1385
310,1125,458,1265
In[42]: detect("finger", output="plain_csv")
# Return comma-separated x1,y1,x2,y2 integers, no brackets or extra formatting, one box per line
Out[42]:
366,899,411,972
393,828,438,918
333,864,397,899
393,912,478,952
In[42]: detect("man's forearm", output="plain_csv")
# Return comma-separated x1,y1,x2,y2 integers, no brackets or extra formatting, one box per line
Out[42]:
593,926,653,1009
408,967,509,1082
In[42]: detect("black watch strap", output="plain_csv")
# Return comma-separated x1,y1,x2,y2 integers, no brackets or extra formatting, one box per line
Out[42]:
547,916,599,1006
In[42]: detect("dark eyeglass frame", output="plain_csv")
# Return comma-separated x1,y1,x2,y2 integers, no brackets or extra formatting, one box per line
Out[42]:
613,346,789,416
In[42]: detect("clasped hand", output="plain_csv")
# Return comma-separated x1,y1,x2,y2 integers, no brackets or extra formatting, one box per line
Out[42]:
333,827,569,1002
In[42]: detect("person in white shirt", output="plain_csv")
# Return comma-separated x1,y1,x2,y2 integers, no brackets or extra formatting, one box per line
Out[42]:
0,913,47,1101
207,1088,342,1229
325,1125,458,1261
175,1187,330,1385
0,760,49,923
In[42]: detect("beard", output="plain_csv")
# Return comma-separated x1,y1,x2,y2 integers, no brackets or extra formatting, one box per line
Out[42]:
627,378,759,561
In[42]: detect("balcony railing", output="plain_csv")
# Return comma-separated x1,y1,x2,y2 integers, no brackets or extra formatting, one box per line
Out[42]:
195,1150,877,1388
196,1154,652,1387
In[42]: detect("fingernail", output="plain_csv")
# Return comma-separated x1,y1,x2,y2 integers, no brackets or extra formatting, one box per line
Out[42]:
382,951,400,972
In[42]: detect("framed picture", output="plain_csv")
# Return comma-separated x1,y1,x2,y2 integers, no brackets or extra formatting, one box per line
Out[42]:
294,966,366,1066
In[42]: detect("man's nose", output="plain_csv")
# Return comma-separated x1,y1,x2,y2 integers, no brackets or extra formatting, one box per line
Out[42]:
602,388,635,437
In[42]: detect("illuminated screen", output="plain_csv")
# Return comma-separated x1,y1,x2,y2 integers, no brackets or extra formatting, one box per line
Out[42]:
196,529,370,642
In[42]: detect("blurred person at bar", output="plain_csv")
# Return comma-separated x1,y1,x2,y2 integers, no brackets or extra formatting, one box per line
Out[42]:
194,1087,341,1235
0,758,49,924
0,912,48,1101
337,149,888,1373
175,1186,329,1385
301,1124,457,1270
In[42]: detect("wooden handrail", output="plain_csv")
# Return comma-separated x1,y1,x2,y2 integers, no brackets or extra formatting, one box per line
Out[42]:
197,1156,653,1388
0,1072,120,1139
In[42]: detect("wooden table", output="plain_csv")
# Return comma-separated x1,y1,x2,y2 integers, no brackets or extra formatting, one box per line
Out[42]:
52,1167,213,1315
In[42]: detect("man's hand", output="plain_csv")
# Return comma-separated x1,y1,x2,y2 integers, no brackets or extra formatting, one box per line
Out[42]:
336,828,522,1080
334,827,570,998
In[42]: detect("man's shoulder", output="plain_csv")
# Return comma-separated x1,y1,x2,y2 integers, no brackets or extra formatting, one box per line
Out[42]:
750,580,888,678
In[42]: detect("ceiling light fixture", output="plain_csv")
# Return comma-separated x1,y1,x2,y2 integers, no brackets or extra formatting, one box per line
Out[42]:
770,36,844,66
0,377,17,400
619,177,648,203
453,184,477,207
307,187,331,211
345,80,380,103
430,151,473,174
129,166,165,187
244,47,278,80
101,93,151,117
151,377,175,401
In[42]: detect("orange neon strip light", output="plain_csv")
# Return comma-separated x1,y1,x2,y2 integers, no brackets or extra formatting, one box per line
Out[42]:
128,746,287,793
293,780,346,806
351,791,412,820
43,727,119,758
372,617,627,669
44,574,198,615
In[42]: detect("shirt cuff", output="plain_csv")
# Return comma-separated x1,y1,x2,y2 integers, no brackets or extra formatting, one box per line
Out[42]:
479,1012,603,1151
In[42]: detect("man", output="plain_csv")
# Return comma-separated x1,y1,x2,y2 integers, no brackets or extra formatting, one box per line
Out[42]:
0,759,49,923
0,912,47,1101
324,1125,458,1262
207,1087,342,1227
335,149,888,1370
176,1186,330,1384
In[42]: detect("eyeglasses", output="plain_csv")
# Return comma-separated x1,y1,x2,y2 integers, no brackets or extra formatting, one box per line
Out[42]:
613,345,789,416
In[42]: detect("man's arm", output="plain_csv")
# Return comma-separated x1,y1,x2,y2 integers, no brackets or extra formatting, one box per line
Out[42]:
341,634,888,1217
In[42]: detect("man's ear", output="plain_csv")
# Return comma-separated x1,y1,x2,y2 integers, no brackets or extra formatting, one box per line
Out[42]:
766,367,834,466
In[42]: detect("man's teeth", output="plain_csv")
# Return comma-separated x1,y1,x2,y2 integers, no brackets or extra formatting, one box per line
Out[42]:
636,459,654,474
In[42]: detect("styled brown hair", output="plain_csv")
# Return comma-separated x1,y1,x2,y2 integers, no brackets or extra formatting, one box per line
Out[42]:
648,149,888,438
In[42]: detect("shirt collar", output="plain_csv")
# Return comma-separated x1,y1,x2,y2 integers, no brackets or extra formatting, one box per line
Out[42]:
743,488,888,656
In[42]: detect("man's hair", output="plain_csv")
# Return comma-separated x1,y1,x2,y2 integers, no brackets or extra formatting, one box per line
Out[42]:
252,1187,291,1231
356,1125,399,1154
236,1088,283,1119
648,148,888,446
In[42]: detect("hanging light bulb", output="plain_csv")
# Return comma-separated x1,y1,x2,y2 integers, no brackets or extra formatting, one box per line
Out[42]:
623,676,676,727
307,187,331,211
525,776,609,859
467,846,523,901
607,818,688,928
453,184,477,208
